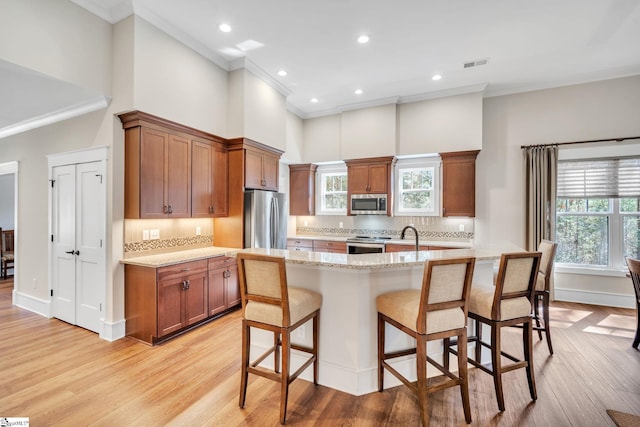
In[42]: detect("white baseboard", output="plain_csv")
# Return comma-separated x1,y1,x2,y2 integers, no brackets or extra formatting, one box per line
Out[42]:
13,289,52,317
100,319,126,342
554,288,635,309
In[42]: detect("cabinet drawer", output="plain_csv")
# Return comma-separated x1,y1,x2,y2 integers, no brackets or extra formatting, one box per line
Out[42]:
385,243,429,253
158,260,207,282
287,238,313,249
208,256,236,271
313,240,347,253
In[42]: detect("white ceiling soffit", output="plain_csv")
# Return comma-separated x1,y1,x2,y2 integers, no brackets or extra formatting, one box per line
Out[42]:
0,60,109,139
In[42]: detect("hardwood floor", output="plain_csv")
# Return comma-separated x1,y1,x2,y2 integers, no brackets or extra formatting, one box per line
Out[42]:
1,279,639,426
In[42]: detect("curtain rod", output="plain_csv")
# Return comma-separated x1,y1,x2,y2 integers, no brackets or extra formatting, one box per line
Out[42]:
521,136,640,149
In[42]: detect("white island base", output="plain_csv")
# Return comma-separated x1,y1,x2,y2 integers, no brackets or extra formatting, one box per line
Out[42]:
240,247,509,396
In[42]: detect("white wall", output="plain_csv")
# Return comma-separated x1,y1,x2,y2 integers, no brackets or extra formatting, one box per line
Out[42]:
227,69,245,139
341,104,396,159
479,75,640,304
397,92,483,154
284,111,304,163
132,17,228,136
303,114,342,162
0,0,112,94
0,174,14,229
243,70,287,151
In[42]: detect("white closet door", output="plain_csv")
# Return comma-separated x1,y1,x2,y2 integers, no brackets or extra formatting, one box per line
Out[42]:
51,164,77,325
51,161,104,333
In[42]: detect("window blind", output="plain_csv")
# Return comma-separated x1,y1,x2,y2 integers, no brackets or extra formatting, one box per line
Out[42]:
557,157,640,198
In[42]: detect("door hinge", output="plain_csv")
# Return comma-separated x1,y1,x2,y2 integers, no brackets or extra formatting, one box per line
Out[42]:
51,234,54,242
100,239,103,248
50,289,53,297
99,303,102,312
96,174,103,184
49,179,55,188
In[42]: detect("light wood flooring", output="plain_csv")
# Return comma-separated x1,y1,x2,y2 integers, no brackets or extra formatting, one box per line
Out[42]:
1,279,639,426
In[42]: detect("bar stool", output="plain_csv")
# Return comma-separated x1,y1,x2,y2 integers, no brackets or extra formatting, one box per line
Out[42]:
625,256,640,349
456,252,541,412
533,240,557,354
237,253,322,424
377,257,476,427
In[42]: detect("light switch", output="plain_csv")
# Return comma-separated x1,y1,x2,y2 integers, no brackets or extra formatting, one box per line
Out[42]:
150,229,160,240
459,224,465,232
196,226,201,236
142,230,150,241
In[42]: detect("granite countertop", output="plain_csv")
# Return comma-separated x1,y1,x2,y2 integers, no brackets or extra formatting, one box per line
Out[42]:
288,234,472,248
238,244,522,270
120,246,240,268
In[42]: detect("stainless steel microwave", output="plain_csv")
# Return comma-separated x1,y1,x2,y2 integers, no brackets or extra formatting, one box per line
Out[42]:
350,194,387,215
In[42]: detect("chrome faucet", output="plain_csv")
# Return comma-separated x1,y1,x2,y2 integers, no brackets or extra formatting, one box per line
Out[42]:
400,225,419,251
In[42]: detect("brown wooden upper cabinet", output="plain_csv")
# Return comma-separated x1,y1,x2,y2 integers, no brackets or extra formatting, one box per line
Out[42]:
289,163,317,216
120,111,228,219
245,146,280,191
441,150,479,217
345,156,396,215
192,139,228,218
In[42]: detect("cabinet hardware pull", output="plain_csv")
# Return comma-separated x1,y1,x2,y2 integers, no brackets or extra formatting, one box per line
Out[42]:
182,280,187,290
185,280,190,289
181,268,190,272
168,205,173,214
163,205,168,214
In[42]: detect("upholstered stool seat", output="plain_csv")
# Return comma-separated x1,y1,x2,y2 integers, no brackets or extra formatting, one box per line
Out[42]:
469,283,532,321
377,257,476,427
237,253,321,424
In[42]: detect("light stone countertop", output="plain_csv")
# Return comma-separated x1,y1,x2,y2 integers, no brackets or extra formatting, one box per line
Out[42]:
238,243,522,270
120,246,240,268
288,234,473,248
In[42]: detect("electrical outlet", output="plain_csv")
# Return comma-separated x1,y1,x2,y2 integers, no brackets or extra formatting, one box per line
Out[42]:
196,226,201,236
459,224,465,232
150,229,160,240
142,230,150,241
339,222,343,229
303,220,308,227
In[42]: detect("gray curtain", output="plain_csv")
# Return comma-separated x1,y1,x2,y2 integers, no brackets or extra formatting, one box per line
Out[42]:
524,145,558,251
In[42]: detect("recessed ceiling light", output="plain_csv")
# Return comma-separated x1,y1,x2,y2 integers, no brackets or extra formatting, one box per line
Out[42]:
219,23,232,33
432,74,442,81
357,35,370,44
354,89,363,95
310,98,319,103
277,70,287,77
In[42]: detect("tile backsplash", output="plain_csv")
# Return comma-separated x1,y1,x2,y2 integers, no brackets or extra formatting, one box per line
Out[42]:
294,215,474,242
124,218,214,256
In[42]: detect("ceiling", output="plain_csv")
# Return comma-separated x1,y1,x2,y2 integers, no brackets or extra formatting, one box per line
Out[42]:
3,0,640,138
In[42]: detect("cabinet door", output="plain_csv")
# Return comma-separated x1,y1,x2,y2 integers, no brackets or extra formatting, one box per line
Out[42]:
289,165,316,216
166,135,191,217
208,267,226,316
442,151,478,217
348,165,371,193
185,272,208,325
226,263,240,308
368,164,388,193
158,278,185,336
191,141,213,217
262,153,279,191
244,149,264,189
212,147,228,216
140,128,168,218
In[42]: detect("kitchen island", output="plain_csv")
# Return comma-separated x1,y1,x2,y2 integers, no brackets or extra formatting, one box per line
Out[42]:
238,243,521,396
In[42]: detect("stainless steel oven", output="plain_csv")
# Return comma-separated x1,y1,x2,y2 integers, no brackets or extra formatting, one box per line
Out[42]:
346,236,389,254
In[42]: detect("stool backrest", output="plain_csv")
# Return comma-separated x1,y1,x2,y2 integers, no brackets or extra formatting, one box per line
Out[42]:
493,252,541,319
417,257,476,334
626,257,640,304
537,240,557,291
237,253,291,325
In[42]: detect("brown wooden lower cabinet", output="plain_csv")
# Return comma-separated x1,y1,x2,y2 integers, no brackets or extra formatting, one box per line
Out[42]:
287,238,314,252
125,256,239,345
313,239,347,253
385,243,457,252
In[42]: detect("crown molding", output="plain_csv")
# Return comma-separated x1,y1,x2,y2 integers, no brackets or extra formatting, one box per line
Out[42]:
230,57,292,98
0,96,110,139
70,0,133,24
398,83,488,104
338,96,400,113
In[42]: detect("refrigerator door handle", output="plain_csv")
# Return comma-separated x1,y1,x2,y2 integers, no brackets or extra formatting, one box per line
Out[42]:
270,197,278,248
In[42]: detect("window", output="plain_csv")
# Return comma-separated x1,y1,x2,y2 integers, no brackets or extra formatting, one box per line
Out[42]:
394,157,441,216
316,164,347,215
556,157,640,270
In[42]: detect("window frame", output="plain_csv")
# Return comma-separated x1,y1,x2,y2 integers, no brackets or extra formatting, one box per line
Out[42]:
394,157,441,216
315,163,348,216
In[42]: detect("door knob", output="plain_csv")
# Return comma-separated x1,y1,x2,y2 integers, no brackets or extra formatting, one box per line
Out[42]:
65,250,80,255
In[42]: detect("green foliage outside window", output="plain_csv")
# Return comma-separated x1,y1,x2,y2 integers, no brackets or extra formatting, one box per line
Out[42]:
398,168,434,212
323,174,347,210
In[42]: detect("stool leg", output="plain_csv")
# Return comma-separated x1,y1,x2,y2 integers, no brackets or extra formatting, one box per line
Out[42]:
416,335,429,427
634,305,640,349
524,319,537,401
313,312,319,384
457,330,472,424
534,294,543,340
280,328,291,424
542,292,554,354
491,324,505,411
378,313,385,392
474,316,482,363
239,320,250,408
274,331,281,374
443,337,450,371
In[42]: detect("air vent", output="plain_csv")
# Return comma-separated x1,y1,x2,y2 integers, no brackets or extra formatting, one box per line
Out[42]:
463,58,489,68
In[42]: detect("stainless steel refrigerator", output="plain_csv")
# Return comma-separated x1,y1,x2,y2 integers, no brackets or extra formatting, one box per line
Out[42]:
243,190,287,249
